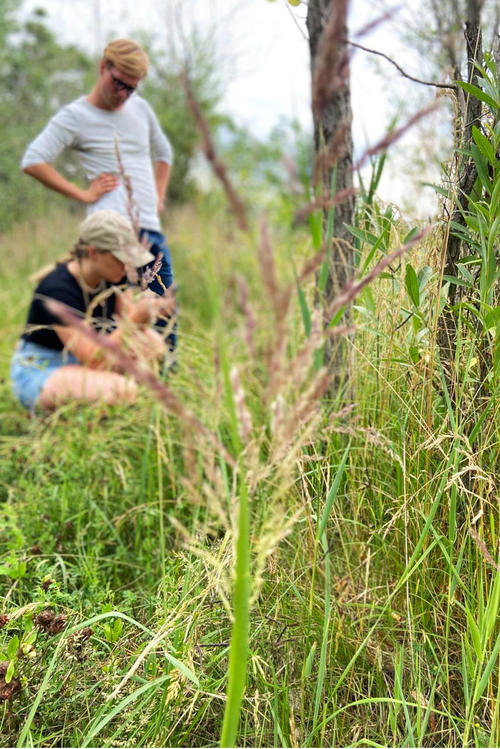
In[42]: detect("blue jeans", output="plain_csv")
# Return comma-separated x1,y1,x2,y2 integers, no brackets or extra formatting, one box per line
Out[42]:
11,339,80,411
139,229,177,349
139,229,174,294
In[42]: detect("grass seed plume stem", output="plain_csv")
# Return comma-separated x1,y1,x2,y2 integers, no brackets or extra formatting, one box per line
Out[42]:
310,102,439,217
326,226,432,320
352,102,440,173
113,132,141,236
180,70,249,233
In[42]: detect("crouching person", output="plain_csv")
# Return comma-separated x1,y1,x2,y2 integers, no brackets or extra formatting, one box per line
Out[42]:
11,210,175,411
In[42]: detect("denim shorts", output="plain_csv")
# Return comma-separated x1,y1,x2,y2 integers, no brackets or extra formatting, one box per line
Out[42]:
10,339,80,411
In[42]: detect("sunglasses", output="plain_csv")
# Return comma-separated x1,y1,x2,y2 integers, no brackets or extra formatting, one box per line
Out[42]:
109,69,137,97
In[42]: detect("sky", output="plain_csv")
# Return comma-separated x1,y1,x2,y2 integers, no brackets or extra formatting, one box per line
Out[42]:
19,0,444,217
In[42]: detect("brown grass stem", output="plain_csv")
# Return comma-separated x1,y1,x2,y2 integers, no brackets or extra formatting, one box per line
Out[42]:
179,71,249,233
326,226,432,321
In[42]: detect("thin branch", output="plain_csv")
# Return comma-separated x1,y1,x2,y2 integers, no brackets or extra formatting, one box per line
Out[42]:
284,0,308,41
348,40,457,91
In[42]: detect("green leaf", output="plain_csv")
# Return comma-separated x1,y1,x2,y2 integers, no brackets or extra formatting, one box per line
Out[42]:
113,619,123,636
287,0,301,5
369,151,387,200
449,220,473,243
490,175,500,212
313,345,324,372
421,181,451,198
345,225,378,246
442,275,473,288
411,314,422,334
24,630,38,647
326,167,337,243
23,618,34,634
488,214,500,253
456,263,475,284
465,605,481,658
13,562,26,580
5,660,15,684
417,265,433,291
494,340,500,378
318,257,329,295
297,285,311,337
458,81,500,112
472,125,496,166
308,212,323,250
476,630,500,701
360,285,376,314
82,675,171,747
405,264,420,308
163,652,200,687
302,642,317,679
7,635,19,660
471,144,494,196
317,442,350,540
484,307,500,333
464,209,483,233
409,345,420,363
403,226,419,244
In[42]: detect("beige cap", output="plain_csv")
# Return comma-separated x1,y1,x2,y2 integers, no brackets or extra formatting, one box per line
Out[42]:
78,210,154,267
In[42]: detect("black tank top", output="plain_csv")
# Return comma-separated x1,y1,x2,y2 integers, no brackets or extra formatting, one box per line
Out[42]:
22,263,118,351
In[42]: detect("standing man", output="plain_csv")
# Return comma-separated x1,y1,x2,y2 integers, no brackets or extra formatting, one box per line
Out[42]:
22,38,174,308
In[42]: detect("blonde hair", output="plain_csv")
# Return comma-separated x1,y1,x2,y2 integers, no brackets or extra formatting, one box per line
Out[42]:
30,242,102,284
103,38,149,78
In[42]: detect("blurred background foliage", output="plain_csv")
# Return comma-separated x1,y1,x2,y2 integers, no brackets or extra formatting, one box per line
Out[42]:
0,0,94,228
0,0,312,232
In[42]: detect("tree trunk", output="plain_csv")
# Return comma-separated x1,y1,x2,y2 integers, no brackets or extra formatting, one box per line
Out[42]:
306,0,355,382
438,0,483,371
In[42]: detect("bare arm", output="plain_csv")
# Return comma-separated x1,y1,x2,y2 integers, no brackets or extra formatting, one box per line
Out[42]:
53,292,173,370
154,161,171,214
54,324,128,369
23,163,118,204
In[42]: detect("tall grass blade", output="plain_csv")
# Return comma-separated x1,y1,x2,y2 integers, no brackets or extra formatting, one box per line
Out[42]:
17,635,66,748
311,532,332,738
219,340,251,748
317,442,350,540
82,675,171,747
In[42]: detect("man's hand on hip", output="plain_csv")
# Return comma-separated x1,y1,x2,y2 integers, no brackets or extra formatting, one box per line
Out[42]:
82,173,119,203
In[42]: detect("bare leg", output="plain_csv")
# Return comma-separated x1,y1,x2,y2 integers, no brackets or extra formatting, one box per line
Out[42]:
38,365,138,409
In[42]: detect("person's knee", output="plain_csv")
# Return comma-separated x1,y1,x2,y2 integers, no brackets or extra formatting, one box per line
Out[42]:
39,368,138,408
116,377,138,404
101,373,138,405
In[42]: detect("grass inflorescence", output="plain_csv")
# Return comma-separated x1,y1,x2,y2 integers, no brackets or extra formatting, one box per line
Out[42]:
0,196,498,747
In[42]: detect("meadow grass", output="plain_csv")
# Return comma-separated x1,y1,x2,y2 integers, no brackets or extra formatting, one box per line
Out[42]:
0,200,498,747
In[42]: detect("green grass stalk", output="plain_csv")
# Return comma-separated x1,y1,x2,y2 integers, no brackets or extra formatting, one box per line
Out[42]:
218,320,250,747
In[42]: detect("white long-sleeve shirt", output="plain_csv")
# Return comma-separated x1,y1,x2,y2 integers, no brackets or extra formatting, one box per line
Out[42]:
22,95,173,232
